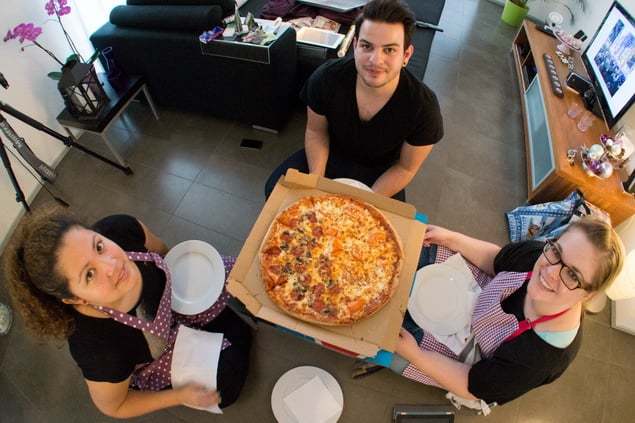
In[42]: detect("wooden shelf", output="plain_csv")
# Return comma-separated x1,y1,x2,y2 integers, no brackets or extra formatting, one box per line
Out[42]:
512,21,635,225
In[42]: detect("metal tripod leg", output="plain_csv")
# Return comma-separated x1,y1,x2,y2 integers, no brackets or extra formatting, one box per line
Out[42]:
0,139,30,211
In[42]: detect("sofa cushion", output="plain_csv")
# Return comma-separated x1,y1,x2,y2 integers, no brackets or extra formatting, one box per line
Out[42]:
126,0,234,16
110,5,222,31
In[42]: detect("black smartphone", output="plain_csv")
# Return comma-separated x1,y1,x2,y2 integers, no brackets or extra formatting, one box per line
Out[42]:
240,138,264,150
566,72,592,94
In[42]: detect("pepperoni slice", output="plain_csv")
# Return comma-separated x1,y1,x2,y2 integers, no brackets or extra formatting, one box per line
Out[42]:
269,264,281,275
264,246,282,256
311,298,325,312
312,284,325,297
291,246,305,257
291,288,305,301
305,212,317,223
312,226,323,237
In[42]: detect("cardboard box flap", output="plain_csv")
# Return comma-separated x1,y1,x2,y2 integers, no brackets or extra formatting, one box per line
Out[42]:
281,169,319,189
284,169,416,218
227,279,261,315
256,306,379,356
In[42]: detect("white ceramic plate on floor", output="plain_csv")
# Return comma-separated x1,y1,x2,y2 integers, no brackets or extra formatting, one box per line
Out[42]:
271,366,344,423
165,240,225,315
333,178,373,192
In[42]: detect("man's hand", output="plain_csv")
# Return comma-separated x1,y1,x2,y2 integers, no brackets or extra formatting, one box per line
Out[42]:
178,384,221,409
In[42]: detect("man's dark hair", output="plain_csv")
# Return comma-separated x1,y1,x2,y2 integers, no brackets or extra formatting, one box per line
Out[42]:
353,0,416,48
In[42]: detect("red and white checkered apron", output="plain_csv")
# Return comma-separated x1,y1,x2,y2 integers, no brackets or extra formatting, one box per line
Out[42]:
401,246,529,386
91,251,234,391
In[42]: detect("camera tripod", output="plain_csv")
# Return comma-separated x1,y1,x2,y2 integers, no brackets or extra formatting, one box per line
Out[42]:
0,72,132,212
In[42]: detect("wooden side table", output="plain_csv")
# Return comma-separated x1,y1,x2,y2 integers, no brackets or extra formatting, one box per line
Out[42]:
56,74,159,172
511,21,635,225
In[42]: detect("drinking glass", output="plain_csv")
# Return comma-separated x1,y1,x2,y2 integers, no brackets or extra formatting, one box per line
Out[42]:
567,102,583,119
577,111,594,132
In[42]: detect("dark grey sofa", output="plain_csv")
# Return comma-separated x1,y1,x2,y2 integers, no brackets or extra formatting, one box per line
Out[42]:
91,1,298,131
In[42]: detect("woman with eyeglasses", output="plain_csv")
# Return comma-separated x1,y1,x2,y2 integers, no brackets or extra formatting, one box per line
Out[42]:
391,216,624,410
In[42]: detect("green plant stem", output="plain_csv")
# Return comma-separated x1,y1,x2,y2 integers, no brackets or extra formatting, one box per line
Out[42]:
30,40,64,66
56,13,84,62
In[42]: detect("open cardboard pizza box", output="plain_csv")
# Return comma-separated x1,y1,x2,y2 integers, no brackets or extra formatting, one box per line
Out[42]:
227,169,427,357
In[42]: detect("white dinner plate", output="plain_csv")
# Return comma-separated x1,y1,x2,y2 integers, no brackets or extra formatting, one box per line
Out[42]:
407,261,472,336
165,240,225,315
271,366,344,423
333,178,373,192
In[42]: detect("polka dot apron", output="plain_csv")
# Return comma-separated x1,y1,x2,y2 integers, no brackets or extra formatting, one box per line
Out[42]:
91,251,234,391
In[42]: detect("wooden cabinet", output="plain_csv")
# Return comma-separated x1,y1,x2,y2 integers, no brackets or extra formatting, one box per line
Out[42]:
512,21,635,225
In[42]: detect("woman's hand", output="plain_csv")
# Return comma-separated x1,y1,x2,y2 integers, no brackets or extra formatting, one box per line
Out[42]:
396,328,421,363
423,225,456,248
178,383,221,409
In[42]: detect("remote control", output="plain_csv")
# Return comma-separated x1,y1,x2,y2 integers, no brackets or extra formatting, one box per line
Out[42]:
543,53,564,98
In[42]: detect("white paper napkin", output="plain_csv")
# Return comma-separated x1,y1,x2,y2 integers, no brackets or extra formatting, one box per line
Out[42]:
171,325,224,414
283,376,342,423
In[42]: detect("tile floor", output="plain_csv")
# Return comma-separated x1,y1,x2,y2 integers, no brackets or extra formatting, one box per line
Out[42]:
2,1,635,422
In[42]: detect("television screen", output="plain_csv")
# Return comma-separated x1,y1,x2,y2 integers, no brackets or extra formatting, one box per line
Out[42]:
582,1,635,128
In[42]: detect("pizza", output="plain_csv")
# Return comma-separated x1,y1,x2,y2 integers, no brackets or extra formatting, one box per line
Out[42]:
260,194,403,326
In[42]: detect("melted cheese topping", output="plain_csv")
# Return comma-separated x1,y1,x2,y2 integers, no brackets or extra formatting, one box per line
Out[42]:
264,195,402,323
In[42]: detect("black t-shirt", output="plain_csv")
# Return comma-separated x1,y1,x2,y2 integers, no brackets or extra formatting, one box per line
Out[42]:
467,241,582,405
300,57,443,167
67,215,166,383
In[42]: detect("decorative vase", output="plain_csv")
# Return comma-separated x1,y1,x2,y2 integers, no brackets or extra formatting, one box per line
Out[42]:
501,0,529,27
101,46,123,82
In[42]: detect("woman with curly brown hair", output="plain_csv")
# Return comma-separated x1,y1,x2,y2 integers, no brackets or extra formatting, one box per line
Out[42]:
3,208,252,418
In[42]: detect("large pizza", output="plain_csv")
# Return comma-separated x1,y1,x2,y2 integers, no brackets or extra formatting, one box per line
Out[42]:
260,194,403,326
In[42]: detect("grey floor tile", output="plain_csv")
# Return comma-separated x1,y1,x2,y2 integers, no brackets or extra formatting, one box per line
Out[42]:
175,183,262,241
160,215,244,257
578,318,612,362
124,130,219,181
515,355,609,423
453,400,519,423
601,364,635,423
586,301,612,327
1,320,86,412
212,112,306,173
196,154,271,203
111,100,154,133
609,325,635,370
0,369,45,423
87,161,193,214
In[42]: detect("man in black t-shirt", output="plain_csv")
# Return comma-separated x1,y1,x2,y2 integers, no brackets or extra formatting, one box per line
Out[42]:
264,0,443,201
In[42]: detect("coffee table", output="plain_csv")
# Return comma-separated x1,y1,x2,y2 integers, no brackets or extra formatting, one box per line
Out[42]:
56,74,159,171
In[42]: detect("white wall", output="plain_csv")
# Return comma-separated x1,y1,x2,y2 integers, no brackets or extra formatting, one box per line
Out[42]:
0,0,112,250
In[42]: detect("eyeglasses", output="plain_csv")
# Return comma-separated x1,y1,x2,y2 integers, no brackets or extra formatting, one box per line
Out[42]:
542,240,588,291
